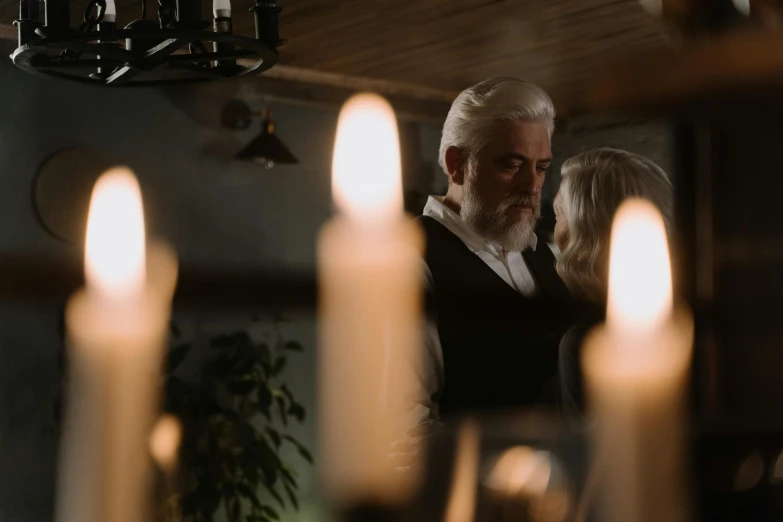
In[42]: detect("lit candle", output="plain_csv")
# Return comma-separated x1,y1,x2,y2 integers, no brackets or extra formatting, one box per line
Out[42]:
55,167,178,522
150,415,184,522
150,414,183,474
582,199,693,522
318,93,424,508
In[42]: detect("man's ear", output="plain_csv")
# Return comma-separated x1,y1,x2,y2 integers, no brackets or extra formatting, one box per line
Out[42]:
444,146,467,186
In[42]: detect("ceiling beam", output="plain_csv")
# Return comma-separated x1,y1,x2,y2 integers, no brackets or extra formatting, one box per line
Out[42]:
243,73,451,122
258,63,458,104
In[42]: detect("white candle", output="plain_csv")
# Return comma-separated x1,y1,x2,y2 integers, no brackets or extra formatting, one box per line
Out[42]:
582,198,693,522
55,167,178,522
318,93,423,507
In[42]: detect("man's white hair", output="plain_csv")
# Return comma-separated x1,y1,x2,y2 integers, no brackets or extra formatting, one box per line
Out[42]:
438,77,555,175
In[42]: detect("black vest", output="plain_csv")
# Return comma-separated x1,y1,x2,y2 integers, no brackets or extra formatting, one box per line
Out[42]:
420,215,575,418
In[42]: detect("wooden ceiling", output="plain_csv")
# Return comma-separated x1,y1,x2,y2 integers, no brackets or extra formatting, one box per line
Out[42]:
272,0,671,98
0,0,673,113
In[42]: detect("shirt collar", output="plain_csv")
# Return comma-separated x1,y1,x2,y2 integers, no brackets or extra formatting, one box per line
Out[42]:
422,195,537,254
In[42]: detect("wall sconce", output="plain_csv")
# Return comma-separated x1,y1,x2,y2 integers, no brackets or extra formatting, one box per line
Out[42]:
222,99,298,169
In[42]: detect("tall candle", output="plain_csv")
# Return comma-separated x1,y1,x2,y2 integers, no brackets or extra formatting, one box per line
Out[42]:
582,198,693,522
55,167,178,522
318,93,423,507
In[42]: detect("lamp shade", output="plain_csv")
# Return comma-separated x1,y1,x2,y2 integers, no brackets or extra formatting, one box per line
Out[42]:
235,111,298,168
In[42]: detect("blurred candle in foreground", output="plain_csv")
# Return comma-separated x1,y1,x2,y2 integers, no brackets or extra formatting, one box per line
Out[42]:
444,420,480,522
150,414,183,474
150,415,184,522
56,167,178,522
318,93,423,508
582,199,693,522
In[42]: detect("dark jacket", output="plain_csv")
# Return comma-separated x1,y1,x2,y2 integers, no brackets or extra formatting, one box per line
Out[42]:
558,302,605,424
419,215,576,417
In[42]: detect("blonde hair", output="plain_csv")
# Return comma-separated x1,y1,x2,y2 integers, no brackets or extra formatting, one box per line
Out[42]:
438,77,555,176
556,148,673,302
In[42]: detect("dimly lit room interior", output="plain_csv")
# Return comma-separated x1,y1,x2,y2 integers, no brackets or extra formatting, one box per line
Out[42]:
0,0,781,521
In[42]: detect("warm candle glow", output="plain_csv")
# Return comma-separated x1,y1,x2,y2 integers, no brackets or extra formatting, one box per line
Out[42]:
444,420,480,522
332,93,402,223
486,446,553,496
606,198,672,336
149,415,182,473
85,167,147,303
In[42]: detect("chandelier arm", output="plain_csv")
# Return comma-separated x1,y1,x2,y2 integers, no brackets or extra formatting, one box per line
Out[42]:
37,40,136,61
79,0,106,33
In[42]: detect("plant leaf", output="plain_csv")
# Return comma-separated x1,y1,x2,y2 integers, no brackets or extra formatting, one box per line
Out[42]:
258,344,272,376
249,436,281,484
279,384,295,402
283,435,313,464
282,341,303,352
275,395,288,426
226,377,257,396
236,483,262,509
272,356,287,376
284,482,299,511
257,386,273,419
206,351,234,377
288,402,306,422
260,482,285,509
265,427,282,449
228,495,241,522
280,465,298,489
261,506,280,520
238,450,260,485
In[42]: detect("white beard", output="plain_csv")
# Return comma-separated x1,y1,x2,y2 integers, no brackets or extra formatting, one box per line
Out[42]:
461,173,540,252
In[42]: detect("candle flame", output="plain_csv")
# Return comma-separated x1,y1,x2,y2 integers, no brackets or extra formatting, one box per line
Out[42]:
332,93,402,222
85,167,146,303
149,415,182,472
607,198,672,335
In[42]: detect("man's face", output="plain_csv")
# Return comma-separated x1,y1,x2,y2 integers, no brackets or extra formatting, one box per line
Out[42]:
461,120,552,251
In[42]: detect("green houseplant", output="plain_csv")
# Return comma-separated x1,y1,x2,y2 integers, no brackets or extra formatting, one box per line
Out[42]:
163,318,312,522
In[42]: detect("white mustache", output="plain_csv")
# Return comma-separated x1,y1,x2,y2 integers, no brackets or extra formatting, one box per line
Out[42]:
501,196,539,210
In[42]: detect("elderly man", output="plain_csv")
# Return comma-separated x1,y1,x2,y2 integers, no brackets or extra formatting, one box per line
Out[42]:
405,77,575,432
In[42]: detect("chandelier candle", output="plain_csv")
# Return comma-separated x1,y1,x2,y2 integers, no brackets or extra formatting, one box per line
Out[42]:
318,93,424,509
582,199,693,522
55,168,178,522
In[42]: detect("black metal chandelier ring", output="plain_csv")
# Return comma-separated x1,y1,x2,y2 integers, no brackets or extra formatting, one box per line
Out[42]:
12,29,277,86
11,0,284,86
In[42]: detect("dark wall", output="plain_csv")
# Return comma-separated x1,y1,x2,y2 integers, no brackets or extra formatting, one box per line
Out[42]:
0,55,442,522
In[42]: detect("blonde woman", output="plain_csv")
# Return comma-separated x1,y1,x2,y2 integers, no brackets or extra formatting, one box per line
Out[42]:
554,148,673,417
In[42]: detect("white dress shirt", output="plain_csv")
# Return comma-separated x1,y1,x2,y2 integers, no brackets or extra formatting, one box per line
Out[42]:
394,196,544,435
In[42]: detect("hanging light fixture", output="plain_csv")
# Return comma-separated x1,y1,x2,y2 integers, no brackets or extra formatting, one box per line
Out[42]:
10,0,284,86
223,100,297,169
